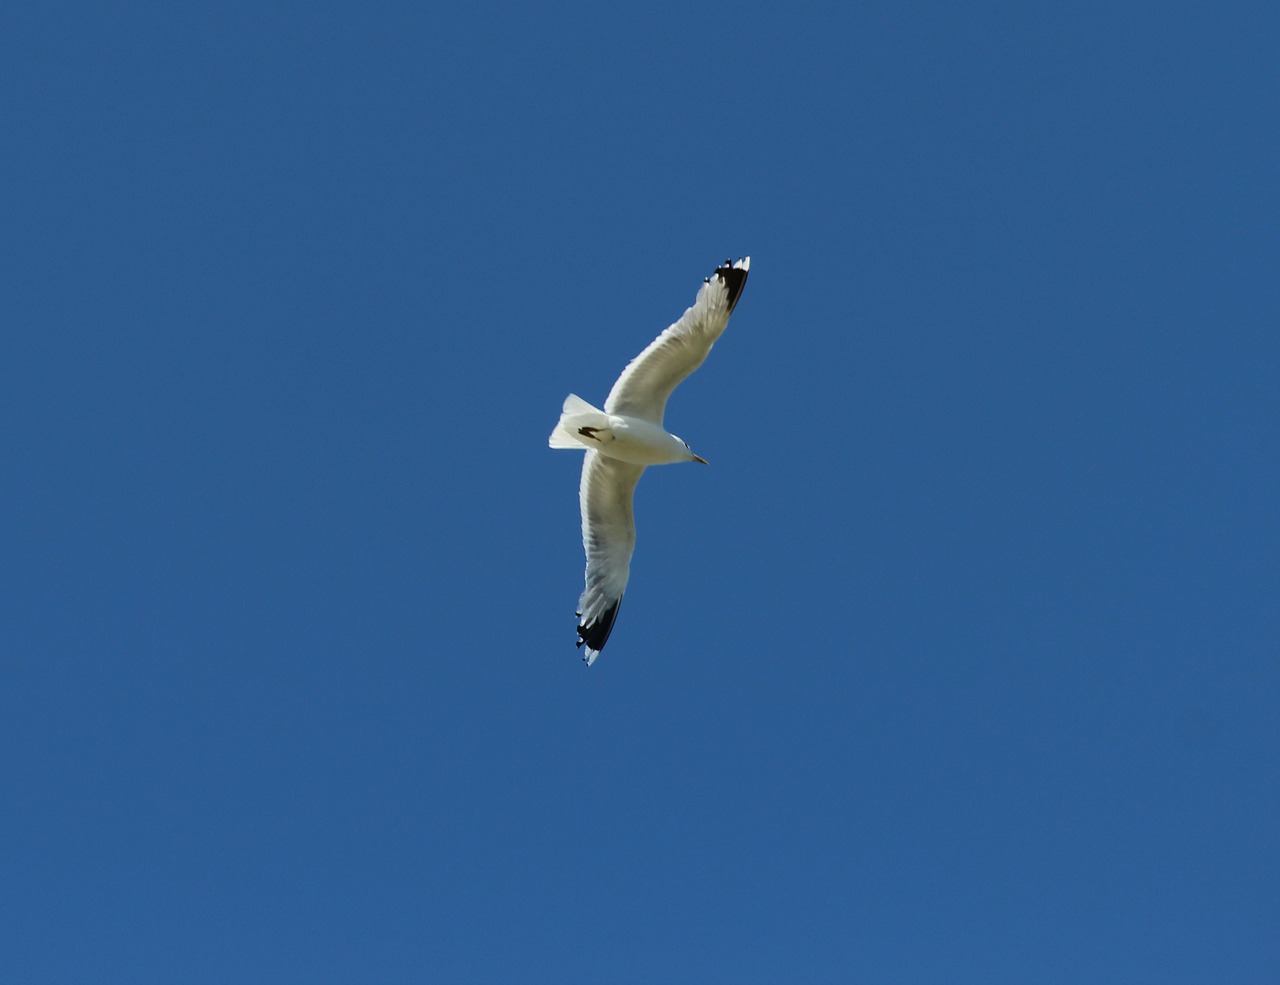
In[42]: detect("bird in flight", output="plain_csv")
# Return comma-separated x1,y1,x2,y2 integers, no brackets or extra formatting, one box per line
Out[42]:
549,256,751,665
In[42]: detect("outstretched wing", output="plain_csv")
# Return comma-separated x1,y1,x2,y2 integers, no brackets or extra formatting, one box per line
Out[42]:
576,450,646,665
603,257,750,424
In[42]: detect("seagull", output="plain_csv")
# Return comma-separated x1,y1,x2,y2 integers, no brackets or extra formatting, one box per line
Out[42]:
549,256,750,665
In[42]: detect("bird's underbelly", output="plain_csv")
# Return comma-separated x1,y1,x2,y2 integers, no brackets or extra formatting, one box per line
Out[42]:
587,416,686,465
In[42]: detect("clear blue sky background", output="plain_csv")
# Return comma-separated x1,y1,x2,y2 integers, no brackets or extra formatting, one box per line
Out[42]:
3,3,1277,983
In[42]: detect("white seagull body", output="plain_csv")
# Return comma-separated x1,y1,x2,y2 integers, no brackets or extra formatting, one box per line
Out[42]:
549,257,751,665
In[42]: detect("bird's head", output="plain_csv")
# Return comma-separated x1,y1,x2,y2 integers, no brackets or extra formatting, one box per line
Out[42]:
679,438,708,465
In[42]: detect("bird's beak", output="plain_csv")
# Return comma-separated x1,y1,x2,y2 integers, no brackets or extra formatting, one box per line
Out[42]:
692,454,709,465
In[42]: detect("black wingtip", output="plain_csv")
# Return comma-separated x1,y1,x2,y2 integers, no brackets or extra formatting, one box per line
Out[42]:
577,597,623,655
713,258,749,313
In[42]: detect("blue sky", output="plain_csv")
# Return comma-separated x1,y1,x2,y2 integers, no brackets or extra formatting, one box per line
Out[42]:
3,3,1277,982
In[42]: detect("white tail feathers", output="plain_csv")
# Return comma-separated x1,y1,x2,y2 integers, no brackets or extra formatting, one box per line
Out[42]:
561,393,598,416
549,394,610,449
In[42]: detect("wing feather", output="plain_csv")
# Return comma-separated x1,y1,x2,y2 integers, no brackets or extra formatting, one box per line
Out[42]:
577,450,646,665
603,257,750,424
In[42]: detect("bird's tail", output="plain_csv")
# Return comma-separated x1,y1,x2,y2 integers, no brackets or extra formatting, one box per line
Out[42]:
549,393,610,449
